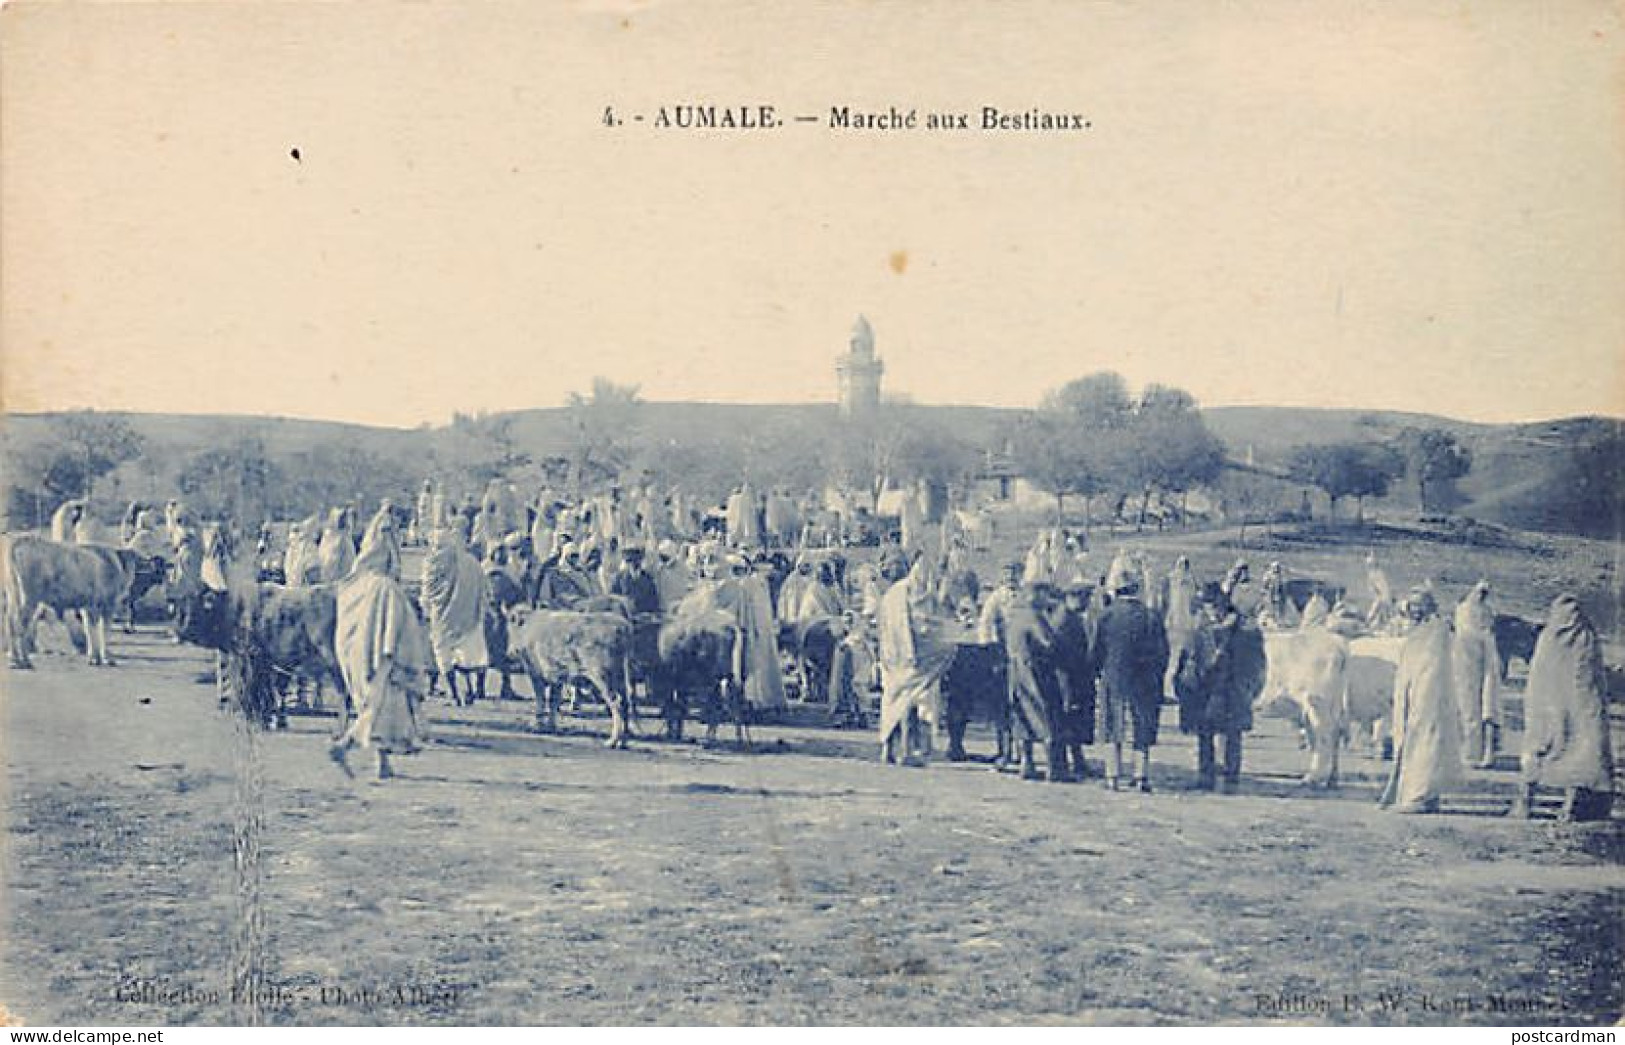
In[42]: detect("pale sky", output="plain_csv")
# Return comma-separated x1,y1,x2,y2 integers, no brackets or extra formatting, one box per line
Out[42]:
3,1,1621,428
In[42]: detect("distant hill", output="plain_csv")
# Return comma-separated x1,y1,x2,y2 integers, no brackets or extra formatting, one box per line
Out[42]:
4,403,1618,539
1204,407,1622,538
2,411,433,461
1202,407,1485,464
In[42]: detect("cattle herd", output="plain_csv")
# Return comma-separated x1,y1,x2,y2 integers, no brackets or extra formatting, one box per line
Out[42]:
0,479,1598,817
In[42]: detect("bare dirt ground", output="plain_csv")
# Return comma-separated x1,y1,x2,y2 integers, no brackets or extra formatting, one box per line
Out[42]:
2,608,1621,1027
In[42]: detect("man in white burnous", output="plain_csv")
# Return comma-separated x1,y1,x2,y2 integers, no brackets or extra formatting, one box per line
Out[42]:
331,508,431,782
877,558,954,766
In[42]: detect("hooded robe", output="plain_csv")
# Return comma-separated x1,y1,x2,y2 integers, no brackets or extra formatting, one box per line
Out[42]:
1521,595,1613,793
479,481,522,541
169,527,206,602
777,567,813,624
725,485,762,547
317,510,357,583
1380,617,1463,811
421,526,492,672
668,491,695,539
1104,548,1141,599
125,510,168,560
1023,529,1060,588
1162,556,1199,698
798,573,843,622
764,491,799,546
877,572,954,745
412,484,436,544
1452,582,1501,753
1366,555,1396,630
282,515,322,588
1299,593,1330,631
714,567,786,710
334,512,427,753
898,488,926,554
1257,564,1299,630
201,525,231,592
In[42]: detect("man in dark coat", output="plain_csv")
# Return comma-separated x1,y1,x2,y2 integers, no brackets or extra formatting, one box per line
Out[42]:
1002,583,1066,781
483,547,528,700
1050,584,1097,780
1175,582,1266,791
610,546,665,712
1093,572,1169,792
609,546,661,615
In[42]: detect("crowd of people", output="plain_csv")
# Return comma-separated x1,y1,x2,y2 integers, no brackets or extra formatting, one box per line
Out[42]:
34,477,1617,820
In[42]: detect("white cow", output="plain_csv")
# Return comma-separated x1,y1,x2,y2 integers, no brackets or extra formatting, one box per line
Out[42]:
1257,625,1353,787
1346,635,1405,755
2,534,135,668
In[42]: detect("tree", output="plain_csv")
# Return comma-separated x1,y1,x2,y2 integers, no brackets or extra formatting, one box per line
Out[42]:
58,412,145,500
737,415,831,494
1016,372,1226,531
640,434,748,505
276,444,413,522
1,413,145,529
830,403,977,507
19,412,146,504
1222,466,1282,545
1285,441,1404,523
1015,372,1137,528
887,413,979,501
1041,372,1134,431
1020,372,1220,530
1007,411,1107,524
849,406,979,517
1129,385,1227,529
176,437,283,524
1395,427,1471,514
443,412,532,495
2,439,58,530
566,378,643,496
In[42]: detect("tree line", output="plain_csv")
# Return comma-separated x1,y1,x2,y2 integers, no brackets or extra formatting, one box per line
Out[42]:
9,392,1616,540
1282,427,1472,522
1006,373,1227,528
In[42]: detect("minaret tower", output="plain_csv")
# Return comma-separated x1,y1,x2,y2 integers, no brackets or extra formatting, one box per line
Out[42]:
836,315,884,419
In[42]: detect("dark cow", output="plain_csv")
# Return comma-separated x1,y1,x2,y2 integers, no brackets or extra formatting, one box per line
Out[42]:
171,582,346,730
790,616,842,707
942,641,1012,764
1493,613,1542,680
120,554,170,632
2,535,135,668
658,605,748,746
562,593,641,718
